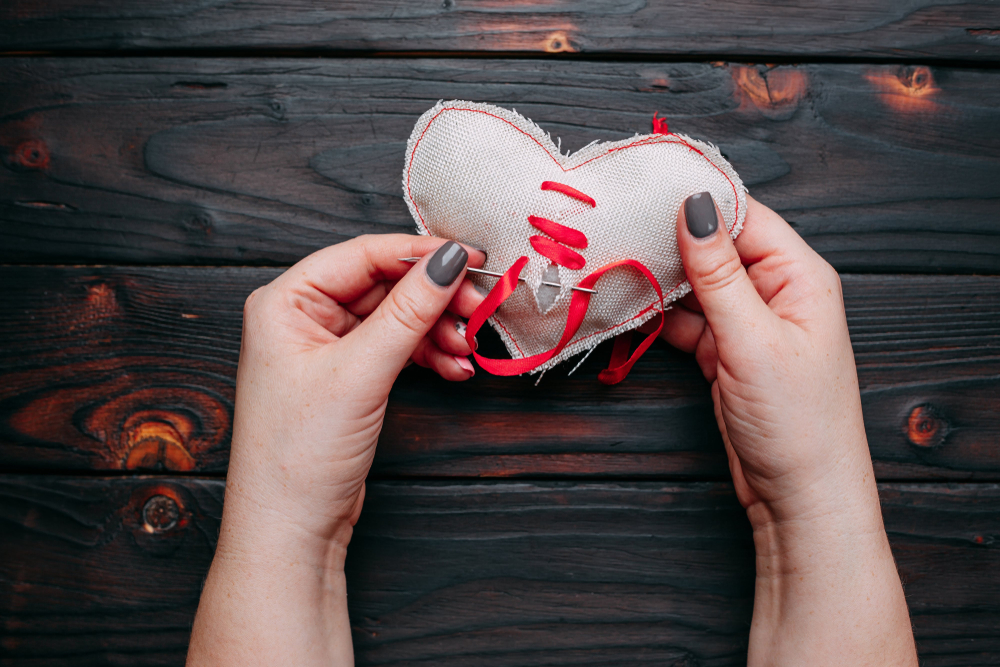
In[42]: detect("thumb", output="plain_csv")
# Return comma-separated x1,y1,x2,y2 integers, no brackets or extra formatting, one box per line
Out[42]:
344,240,468,379
677,192,772,347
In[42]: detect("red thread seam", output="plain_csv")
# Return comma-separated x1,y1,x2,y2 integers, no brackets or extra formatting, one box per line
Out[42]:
540,181,596,208
527,215,588,248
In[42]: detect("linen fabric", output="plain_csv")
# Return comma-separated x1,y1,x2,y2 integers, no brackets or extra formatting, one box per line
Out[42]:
403,100,747,375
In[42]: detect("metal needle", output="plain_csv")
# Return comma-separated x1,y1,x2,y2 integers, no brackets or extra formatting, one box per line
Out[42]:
396,258,598,295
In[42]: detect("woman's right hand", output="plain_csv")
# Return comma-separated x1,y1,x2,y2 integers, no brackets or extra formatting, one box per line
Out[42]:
661,193,917,666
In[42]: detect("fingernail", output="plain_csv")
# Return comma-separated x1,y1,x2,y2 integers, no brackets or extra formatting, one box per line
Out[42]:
426,241,468,286
454,320,478,350
685,192,718,239
473,283,489,298
455,356,475,376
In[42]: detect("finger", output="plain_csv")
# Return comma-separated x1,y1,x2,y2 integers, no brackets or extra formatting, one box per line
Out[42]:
343,280,396,318
273,233,486,329
733,196,817,267
347,275,486,323
430,313,476,356
678,192,774,349
738,196,837,308
694,325,719,383
342,241,470,382
679,292,703,314
657,304,707,354
411,337,476,381
448,279,487,319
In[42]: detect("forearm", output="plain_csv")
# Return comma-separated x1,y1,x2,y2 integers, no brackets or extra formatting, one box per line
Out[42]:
187,498,354,667
746,460,917,666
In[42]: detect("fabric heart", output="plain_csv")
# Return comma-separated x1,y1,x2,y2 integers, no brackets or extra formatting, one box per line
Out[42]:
403,100,746,381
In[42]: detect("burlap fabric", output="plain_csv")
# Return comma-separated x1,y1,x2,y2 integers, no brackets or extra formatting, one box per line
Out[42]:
403,100,747,374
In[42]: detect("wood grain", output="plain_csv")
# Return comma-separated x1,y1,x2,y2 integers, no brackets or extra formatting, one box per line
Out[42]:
2,1,999,60
1,266,997,479
2,59,999,272
2,476,998,665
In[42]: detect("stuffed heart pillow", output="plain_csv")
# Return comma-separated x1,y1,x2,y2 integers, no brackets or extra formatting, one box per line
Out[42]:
403,100,746,382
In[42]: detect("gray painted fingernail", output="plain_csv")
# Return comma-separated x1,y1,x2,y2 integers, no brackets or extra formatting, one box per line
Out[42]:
426,241,468,286
685,192,718,239
473,284,489,298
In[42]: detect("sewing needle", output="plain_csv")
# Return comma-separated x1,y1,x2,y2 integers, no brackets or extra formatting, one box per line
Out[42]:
396,258,598,295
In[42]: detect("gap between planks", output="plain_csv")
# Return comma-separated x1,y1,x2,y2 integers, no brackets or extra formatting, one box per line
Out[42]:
2,50,1000,71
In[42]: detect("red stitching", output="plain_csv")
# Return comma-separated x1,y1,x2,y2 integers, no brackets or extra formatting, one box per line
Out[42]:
540,181,596,208
406,106,740,359
493,314,525,356
530,235,587,270
528,215,589,249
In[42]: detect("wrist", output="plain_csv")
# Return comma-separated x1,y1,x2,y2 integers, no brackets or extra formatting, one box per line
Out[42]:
223,430,362,554
745,481,914,667
217,476,355,571
191,513,354,666
745,428,881,527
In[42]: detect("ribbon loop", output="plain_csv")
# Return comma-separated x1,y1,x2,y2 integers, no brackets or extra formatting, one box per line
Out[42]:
465,257,666,384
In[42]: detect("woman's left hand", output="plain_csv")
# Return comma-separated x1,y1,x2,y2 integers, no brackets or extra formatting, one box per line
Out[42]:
188,235,485,667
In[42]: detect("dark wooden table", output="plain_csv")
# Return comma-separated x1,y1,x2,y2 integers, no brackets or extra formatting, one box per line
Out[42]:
2,3,1000,665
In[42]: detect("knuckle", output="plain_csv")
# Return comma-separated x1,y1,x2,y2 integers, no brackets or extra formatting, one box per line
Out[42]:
693,250,745,293
243,286,266,318
384,288,436,336
807,258,842,296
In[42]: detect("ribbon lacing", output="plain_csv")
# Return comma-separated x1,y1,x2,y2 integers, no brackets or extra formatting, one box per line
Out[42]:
465,180,664,385
464,256,664,385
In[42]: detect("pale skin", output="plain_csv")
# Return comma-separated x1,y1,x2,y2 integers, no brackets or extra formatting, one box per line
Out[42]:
187,195,918,666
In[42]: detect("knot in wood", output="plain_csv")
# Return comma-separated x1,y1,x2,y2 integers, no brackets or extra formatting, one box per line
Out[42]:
13,140,50,170
543,31,577,53
142,495,180,532
730,65,807,119
899,66,934,94
907,404,948,448
123,415,197,471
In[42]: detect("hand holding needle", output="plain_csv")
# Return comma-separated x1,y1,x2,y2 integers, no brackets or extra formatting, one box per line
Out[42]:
396,257,598,294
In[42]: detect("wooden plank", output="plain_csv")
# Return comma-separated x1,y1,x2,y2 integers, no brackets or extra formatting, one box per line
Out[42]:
2,58,999,273
2,476,998,665
1,266,998,479
2,1,999,60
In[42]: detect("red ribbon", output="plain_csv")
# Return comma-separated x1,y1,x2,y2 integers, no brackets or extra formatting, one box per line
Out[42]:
528,215,589,248
465,257,666,384
529,235,587,270
540,181,597,208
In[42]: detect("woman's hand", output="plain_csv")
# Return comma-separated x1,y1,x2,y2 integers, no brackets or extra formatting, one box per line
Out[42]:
662,193,917,666
188,235,484,667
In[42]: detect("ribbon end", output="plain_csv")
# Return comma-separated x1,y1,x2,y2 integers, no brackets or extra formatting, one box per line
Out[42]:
652,112,669,135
